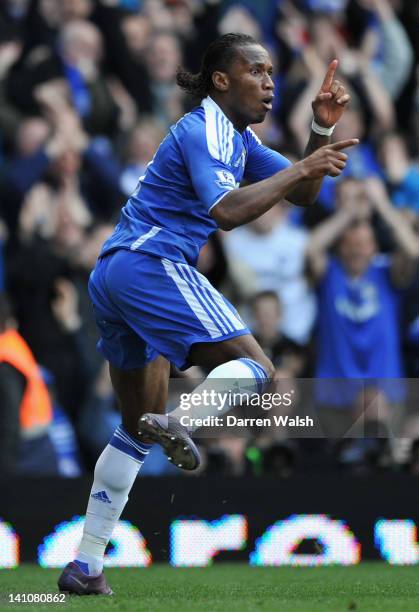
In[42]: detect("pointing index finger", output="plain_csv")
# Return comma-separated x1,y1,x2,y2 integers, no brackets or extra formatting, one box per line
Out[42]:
330,138,360,151
321,59,338,92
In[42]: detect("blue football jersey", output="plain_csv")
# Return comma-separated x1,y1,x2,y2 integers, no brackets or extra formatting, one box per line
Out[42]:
101,96,292,266
315,255,405,406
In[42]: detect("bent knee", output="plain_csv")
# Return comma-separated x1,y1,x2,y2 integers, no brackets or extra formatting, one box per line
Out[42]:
237,355,275,384
258,358,275,382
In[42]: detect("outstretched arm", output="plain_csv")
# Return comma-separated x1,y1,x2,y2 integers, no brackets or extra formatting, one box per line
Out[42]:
287,59,352,207
210,138,358,230
364,178,419,287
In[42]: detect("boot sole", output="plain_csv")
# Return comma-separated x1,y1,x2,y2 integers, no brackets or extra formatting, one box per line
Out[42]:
138,415,200,470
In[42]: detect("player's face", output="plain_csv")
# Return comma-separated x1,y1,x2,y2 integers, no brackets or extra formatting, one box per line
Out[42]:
228,44,275,127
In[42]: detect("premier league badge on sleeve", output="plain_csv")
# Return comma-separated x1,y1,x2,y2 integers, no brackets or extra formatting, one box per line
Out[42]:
215,170,237,190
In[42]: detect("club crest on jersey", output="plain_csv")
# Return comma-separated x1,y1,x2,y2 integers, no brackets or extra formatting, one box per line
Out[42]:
215,170,236,189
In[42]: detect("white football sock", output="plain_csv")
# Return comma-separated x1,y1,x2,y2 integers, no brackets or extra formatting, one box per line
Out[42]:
171,358,269,432
74,425,151,577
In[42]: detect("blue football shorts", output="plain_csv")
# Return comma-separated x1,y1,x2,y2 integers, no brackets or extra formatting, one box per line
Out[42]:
88,249,250,370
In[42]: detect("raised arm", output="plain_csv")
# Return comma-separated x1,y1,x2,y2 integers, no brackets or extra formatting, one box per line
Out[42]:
305,206,358,283
286,59,352,207
365,177,419,259
364,177,419,287
360,0,414,101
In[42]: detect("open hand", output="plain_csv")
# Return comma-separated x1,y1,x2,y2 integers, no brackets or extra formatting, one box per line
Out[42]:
312,59,350,128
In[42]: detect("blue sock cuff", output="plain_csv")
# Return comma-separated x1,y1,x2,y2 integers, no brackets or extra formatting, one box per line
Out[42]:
238,358,269,394
109,425,152,463
74,560,90,575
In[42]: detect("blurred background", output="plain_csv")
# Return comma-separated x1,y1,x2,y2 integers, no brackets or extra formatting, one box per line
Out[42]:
1,0,419,486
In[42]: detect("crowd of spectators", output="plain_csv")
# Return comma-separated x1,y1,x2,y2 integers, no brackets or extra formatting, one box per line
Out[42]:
1,0,419,477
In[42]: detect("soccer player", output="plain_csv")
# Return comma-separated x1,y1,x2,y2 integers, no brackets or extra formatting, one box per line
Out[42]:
58,33,357,594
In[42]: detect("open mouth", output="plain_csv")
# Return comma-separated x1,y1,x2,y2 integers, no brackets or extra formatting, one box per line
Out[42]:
261,97,273,111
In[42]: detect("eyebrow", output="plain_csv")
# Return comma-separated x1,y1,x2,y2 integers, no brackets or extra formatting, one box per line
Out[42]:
249,61,273,70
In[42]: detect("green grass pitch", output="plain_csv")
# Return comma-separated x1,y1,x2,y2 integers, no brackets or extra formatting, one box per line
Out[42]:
1,564,419,612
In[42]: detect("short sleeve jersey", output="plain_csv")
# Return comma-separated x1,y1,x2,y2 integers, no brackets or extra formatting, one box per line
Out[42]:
101,96,292,266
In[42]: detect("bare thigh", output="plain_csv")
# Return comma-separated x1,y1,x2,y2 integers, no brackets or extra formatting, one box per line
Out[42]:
189,334,274,378
109,355,170,437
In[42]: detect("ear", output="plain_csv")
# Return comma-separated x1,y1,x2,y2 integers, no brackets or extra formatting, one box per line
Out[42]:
212,71,229,92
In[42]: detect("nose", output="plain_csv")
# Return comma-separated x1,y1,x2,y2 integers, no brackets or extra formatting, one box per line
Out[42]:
263,74,274,91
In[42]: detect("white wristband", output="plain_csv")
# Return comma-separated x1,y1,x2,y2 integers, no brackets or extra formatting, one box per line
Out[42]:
311,119,335,136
